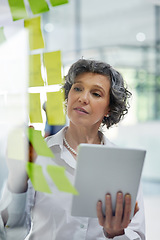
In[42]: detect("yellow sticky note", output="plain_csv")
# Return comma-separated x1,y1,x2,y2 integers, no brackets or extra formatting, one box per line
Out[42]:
0,27,6,44
24,16,45,50
26,162,52,193
27,128,54,158
29,54,44,87
50,0,68,7
28,0,49,14
29,93,43,123
47,165,78,195
43,51,62,85
7,127,25,161
46,91,66,125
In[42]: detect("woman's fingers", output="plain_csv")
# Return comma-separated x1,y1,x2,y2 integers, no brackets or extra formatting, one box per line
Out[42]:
28,126,37,162
97,192,133,237
121,194,132,228
96,201,104,226
105,194,112,229
114,192,123,229
96,193,113,228
97,192,134,239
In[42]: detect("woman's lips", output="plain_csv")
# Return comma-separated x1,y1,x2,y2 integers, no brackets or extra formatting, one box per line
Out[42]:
74,107,89,114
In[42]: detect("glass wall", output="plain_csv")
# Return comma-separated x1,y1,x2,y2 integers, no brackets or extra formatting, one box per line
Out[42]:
41,0,160,183
1,0,160,238
41,2,160,238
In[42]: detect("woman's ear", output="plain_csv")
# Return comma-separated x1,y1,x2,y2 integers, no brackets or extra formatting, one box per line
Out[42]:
104,109,110,118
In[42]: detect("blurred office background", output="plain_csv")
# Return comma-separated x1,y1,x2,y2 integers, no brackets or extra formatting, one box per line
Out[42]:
1,0,160,239
34,1,160,238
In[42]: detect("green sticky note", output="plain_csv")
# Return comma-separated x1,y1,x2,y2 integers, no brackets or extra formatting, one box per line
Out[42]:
7,127,25,161
47,165,78,195
29,93,43,123
24,16,44,50
50,0,68,7
0,27,6,44
46,91,66,125
26,162,52,193
28,0,49,14
8,0,28,21
29,54,44,87
43,51,62,85
27,127,54,158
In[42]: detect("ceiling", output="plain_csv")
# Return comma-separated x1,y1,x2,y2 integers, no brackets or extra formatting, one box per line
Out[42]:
0,0,160,69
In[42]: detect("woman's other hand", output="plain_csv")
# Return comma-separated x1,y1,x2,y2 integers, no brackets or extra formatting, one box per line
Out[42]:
7,126,37,193
97,192,138,238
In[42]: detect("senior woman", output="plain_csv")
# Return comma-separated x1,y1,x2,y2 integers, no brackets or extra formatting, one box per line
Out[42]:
1,59,145,240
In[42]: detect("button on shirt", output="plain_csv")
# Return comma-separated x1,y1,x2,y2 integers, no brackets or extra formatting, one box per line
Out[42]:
1,127,145,240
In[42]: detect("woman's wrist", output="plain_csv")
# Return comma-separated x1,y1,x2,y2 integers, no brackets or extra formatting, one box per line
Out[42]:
103,228,125,239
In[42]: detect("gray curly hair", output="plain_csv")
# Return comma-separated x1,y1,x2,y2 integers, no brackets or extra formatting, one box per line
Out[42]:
63,59,132,129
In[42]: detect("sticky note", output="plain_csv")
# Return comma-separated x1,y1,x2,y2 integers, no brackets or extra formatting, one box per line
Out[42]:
28,0,49,14
29,93,43,123
29,54,44,87
46,91,66,125
43,51,62,85
8,0,28,21
50,0,68,7
0,27,6,44
27,127,54,158
47,165,78,195
7,127,25,161
26,162,52,193
24,16,44,50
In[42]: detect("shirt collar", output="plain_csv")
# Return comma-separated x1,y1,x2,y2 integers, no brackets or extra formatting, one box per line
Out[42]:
46,127,115,170
46,126,77,169
46,126,67,149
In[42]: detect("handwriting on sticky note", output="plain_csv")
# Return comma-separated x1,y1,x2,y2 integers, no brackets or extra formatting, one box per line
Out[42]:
28,0,49,14
26,162,52,193
46,91,66,125
29,93,43,123
24,16,44,50
29,54,44,87
43,51,62,85
47,165,78,195
27,127,54,158
8,0,28,21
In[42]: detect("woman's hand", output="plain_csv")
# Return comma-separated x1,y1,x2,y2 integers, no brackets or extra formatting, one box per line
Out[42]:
7,126,37,193
97,192,139,238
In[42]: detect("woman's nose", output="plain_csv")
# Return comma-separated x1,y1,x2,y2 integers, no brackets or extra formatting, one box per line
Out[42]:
78,92,89,104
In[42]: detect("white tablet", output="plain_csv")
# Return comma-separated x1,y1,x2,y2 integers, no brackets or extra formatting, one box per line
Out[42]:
71,144,146,218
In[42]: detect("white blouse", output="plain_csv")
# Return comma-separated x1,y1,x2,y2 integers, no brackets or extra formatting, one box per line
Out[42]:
0,127,145,240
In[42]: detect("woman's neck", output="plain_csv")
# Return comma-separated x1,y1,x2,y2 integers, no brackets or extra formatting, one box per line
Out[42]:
65,123,102,152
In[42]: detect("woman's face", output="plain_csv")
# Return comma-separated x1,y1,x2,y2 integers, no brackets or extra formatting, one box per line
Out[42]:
67,72,110,128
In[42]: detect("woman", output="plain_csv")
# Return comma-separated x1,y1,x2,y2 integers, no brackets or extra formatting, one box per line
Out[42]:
2,59,145,239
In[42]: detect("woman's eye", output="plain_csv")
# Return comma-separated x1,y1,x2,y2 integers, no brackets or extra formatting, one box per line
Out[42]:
74,87,82,92
92,92,101,97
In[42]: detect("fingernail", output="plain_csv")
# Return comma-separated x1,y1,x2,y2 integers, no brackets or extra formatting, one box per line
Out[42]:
118,192,123,199
97,200,102,206
125,194,131,199
125,194,131,202
106,194,111,202
106,194,110,198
